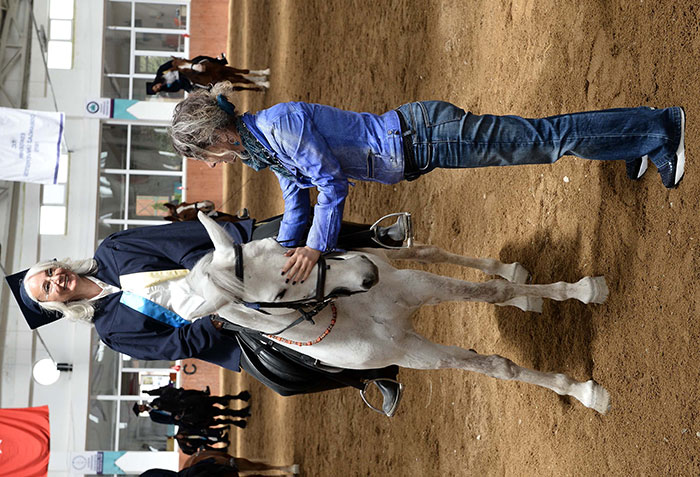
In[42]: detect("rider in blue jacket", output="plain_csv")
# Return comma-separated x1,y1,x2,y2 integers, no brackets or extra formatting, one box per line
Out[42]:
6,218,405,417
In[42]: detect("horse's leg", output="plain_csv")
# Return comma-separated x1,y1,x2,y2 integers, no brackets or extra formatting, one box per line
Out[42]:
231,67,269,77
235,457,299,474
249,68,270,76
223,66,250,75
238,472,297,477
239,74,270,88
394,332,610,413
364,246,541,311
238,474,296,477
394,270,608,308
381,245,531,283
232,85,265,92
241,74,267,82
223,72,255,85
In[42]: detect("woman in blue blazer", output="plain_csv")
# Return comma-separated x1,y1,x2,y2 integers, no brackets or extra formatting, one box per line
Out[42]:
7,218,405,416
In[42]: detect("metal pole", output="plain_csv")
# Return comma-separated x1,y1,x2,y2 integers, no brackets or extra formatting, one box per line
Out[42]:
34,329,57,363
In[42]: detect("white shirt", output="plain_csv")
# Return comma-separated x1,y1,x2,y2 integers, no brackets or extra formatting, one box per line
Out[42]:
87,271,207,321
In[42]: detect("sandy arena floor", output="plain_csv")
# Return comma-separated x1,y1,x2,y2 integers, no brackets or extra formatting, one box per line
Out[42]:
219,1,700,475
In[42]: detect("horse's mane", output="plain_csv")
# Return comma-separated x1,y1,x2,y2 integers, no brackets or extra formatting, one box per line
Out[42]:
188,251,246,304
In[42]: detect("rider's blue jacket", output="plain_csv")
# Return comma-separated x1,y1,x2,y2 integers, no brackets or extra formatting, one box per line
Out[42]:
241,102,405,253
92,220,254,371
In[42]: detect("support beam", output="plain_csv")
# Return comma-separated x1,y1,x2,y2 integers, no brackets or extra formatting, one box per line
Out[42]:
0,0,32,108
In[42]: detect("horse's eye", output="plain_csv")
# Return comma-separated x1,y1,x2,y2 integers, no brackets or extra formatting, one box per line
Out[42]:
275,289,287,300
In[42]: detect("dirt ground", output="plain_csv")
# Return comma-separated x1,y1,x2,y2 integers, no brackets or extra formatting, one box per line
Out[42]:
218,1,700,475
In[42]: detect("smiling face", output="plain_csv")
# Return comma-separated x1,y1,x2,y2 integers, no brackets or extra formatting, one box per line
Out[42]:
25,267,83,303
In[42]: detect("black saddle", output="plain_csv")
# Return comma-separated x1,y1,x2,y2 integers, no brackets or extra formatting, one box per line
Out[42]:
234,329,354,396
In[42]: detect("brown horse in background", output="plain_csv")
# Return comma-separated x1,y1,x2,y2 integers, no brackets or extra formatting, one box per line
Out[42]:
184,449,299,476
163,200,249,224
170,57,269,91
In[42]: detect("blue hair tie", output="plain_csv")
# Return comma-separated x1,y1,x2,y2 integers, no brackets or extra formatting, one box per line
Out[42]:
216,94,237,116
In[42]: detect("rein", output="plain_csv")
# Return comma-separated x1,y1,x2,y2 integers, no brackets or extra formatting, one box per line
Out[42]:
232,243,335,337
264,302,337,346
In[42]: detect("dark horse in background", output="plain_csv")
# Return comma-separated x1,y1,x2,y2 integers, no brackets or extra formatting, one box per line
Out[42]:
163,200,249,224
184,449,299,476
170,57,270,90
147,55,270,94
141,449,299,476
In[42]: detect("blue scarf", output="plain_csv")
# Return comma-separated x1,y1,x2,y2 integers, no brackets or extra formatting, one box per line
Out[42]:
216,94,296,182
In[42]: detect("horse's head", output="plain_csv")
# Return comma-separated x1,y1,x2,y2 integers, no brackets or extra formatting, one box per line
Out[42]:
163,200,216,222
192,212,379,314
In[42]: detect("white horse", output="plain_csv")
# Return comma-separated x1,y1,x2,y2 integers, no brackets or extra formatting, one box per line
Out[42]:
188,212,611,414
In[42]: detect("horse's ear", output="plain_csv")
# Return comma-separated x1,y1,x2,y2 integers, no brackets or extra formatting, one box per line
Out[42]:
163,203,177,213
198,211,235,252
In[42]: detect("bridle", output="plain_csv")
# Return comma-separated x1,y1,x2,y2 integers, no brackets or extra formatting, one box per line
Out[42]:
232,243,336,336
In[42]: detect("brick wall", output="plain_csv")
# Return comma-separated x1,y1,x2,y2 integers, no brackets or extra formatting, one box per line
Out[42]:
183,0,230,209
178,0,228,425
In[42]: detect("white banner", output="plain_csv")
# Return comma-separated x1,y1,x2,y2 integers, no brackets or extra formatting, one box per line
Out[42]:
0,107,65,184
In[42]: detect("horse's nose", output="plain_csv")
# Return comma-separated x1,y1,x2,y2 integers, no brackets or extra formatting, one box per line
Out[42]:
362,275,378,290
361,258,379,289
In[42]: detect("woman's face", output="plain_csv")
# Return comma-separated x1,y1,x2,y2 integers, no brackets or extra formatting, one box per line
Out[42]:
202,128,245,168
25,267,82,303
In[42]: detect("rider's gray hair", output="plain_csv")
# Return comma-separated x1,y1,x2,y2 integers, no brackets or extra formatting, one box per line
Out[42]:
23,258,99,323
170,82,248,163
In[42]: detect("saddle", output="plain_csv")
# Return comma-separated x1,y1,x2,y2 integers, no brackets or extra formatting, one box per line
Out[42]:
233,327,352,397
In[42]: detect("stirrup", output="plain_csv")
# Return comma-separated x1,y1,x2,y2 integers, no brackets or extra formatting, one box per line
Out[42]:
360,378,404,417
369,212,413,249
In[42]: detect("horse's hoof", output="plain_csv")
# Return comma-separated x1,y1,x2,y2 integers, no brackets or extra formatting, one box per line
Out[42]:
572,276,609,304
507,262,531,284
586,276,609,304
579,380,611,414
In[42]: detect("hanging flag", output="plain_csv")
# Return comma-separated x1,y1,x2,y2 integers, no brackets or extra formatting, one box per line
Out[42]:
0,405,50,477
0,107,65,184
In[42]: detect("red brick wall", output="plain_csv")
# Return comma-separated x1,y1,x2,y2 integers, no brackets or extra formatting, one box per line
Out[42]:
184,0,230,208
178,4,229,462
185,158,225,207
178,358,221,395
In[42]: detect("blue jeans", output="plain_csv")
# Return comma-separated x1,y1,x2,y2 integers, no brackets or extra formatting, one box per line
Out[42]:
396,101,684,177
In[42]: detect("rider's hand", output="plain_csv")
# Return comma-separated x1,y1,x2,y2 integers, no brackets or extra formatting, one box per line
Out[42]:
282,246,321,284
210,315,224,331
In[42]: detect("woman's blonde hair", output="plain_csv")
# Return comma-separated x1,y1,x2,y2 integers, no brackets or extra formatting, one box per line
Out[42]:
170,82,248,163
23,258,99,324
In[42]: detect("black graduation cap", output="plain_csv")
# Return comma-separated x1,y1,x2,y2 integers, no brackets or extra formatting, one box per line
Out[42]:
4,269,63,329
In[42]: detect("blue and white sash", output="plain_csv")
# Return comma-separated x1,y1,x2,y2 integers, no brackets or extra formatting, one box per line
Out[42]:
120,291,190,328
118,269,191,328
